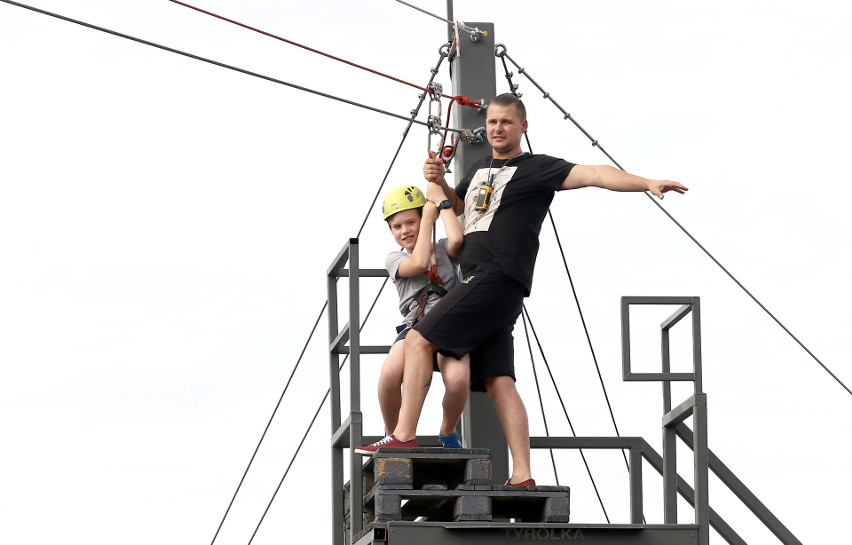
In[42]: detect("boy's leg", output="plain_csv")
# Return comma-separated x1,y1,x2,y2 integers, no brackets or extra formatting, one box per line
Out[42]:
393,270,518,443
485,375,532,485
392,328,437,442
377,340,406,435
436,354,470,437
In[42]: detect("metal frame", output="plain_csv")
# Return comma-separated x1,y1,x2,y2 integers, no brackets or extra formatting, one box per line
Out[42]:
621,295,708,541
449,20,512,484
617,296,801,544
328,238,392,545
327,247,802,545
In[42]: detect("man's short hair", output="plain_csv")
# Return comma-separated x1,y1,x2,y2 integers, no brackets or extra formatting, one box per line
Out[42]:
490,93,527,121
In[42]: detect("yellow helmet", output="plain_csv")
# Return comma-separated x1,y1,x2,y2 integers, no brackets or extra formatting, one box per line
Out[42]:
382,185,426,221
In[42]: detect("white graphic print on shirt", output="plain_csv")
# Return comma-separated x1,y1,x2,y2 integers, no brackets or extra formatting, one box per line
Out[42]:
463,165,519,234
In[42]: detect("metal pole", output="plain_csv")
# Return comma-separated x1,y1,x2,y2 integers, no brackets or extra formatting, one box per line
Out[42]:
348,239,364,542
450,22,508,484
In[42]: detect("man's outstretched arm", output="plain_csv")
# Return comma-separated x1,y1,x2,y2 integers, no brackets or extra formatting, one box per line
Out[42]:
563,164,688,199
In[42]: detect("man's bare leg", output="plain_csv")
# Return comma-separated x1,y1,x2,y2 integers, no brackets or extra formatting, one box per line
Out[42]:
391,328,436,442
485,375,532,484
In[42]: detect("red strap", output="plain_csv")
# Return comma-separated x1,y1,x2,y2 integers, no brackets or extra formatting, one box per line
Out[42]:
424,224,443,285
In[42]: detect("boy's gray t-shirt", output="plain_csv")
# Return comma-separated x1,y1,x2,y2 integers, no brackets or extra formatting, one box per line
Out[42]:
386,237,460,327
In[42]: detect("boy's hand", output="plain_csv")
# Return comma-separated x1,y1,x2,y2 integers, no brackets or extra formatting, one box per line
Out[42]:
423,151,445,184
426,181,447,204
421,196,439,221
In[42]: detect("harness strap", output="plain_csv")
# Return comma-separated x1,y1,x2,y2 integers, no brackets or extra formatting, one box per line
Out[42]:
410,232,447,324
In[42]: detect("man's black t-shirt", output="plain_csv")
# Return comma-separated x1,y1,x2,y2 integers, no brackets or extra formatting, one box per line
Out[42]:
455,153,575,295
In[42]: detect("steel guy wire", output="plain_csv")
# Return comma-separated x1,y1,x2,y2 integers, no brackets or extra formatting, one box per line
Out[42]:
520,310,560,486
544,208,631,476
515,126,632,476
206,302,326,545
522,305,612,524
228,53,449,539
242,47,454,539
497,41,851,399
357,48,450,237
246,277,390,545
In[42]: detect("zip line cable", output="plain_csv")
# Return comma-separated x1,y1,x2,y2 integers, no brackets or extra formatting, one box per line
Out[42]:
17,0,837,531
1,0,466,136
1,1,462,538
169,0,481,109
207,302,326,545
522,305,612,523
498,43,852,399
393,0,486,39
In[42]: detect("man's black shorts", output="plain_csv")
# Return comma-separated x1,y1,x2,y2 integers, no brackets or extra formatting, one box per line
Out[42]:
412,269,525,391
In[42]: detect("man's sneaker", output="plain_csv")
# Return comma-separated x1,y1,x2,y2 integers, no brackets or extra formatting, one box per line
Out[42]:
504,478,536,487
439,431,463,448
354,434,418,455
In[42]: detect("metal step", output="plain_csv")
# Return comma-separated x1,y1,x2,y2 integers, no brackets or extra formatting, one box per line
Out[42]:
355,521,700,545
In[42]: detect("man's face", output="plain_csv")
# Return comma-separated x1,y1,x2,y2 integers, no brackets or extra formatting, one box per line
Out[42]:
486,103,527,158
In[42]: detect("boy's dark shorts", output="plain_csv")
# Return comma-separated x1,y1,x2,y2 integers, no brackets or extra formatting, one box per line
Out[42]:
412,269,525,392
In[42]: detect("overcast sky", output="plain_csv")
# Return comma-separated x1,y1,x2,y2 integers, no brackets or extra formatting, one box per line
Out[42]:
1,1,850,544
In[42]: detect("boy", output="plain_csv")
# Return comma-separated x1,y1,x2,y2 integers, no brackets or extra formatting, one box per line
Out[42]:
354,180,468,454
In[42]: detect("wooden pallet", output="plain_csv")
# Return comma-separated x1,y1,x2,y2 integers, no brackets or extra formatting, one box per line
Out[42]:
345,447,570,535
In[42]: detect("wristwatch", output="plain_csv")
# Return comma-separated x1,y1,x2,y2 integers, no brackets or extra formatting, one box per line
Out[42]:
436,199,453,211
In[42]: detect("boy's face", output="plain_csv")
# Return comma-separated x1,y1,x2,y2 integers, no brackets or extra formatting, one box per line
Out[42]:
387,208,421,252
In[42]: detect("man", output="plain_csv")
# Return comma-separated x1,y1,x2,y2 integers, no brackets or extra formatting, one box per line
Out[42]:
357,93,687,486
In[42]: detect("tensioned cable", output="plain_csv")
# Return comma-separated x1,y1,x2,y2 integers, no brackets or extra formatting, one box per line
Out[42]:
0,0,465,136
544,207,631,474
497,43,852,399
357,49,449,236
207,303,326,545
247,278,389,545
522,305,611,523
169,0,481,109
212,54,445,541
520,311,560,485
393,0,484,38
245,49,453,536
515,122,631,474
0,1,443,539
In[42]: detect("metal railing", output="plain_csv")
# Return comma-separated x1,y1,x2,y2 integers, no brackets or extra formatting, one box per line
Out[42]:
326,241,802,545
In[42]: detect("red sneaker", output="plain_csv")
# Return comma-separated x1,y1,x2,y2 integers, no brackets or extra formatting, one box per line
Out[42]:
504,478,536,487
354,435,419,455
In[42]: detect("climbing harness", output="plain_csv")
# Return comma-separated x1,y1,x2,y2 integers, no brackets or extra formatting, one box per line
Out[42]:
408,226,447,325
